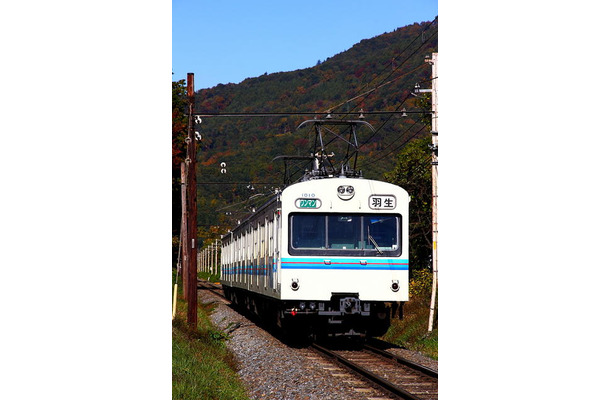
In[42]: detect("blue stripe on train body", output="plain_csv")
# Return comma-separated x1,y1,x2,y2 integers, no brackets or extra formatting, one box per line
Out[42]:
280,257,408,270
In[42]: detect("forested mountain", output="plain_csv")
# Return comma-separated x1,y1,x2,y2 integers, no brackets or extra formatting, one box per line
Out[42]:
173,18,438,247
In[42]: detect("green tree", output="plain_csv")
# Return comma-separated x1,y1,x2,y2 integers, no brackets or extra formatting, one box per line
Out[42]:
172,78,188,168
172,78,188,266
384,134,432,271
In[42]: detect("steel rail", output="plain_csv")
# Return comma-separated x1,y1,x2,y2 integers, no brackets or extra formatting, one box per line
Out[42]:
197,280,230,304
311,342,424,400
363,344,438,379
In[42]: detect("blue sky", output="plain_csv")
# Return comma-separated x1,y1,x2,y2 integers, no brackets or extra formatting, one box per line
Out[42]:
173,0,438,90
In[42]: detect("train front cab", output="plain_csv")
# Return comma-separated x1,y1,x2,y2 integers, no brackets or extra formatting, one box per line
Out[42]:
278,179,410,338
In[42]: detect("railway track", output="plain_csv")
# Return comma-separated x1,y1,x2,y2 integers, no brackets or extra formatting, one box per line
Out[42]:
197,279,230,304
198,279,438,399
311,342,438,400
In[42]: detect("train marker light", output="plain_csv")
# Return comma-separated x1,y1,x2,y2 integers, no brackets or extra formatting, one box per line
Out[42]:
337,185,355,200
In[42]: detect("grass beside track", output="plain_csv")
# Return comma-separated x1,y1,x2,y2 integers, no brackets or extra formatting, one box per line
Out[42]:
184,269,438,365
382,296,438,360
382,269,438,360
172,277,249,400
197,271,220,283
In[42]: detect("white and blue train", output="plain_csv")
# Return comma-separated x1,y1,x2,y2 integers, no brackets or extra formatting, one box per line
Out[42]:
220,121,410,339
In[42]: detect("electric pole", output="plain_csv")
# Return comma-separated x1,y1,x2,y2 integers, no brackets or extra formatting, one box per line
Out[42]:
181,162,188,298
427,53,438,332
186,73,198,327
414,54,438,332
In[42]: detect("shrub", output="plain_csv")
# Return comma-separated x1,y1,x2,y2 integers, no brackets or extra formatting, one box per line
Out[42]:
410,268,432,298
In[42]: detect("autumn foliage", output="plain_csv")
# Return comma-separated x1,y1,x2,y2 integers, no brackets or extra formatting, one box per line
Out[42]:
172,19,438,247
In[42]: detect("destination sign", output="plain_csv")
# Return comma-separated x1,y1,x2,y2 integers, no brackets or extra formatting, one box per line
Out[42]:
368,195,396,210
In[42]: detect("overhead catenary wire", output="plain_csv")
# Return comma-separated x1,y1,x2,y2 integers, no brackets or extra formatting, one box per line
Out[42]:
191,20,438,157
215,189,278,213
323,65,427,115
327,22,438,117
326,17,438,115
314,22,437,173
191,20,437,175
196,181,281,185
359,120,429,170
331,91,419,171
191,20,438,227
367,148,433,180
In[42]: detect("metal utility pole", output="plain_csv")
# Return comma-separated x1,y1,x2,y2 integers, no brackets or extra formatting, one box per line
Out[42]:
426,53,438,332
186,73,198,327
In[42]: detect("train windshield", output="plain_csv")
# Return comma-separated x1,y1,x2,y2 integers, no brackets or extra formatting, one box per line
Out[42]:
290,213,401,256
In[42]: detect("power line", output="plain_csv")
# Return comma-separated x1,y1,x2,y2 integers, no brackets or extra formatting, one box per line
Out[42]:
359,120,428,170
324,65,427,114
328,20,438,116
321,22,437,172
196,181,281,185
192,20,438,192
326,18,438,113
192,110,423,117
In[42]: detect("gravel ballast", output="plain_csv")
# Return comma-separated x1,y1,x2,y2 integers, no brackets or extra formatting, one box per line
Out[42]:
198,286,436,400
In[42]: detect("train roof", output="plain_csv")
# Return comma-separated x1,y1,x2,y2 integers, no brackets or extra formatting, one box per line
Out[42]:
221,176,408,240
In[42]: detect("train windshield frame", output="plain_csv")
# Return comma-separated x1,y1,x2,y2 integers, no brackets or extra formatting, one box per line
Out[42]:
289,212,401,257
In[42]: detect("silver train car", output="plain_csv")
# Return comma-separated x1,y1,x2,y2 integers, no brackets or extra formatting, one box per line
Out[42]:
220,175,409,339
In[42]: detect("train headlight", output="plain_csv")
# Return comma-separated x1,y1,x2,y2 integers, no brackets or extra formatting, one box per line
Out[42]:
391,280,400,292
291,279,300,291
337,185,355,200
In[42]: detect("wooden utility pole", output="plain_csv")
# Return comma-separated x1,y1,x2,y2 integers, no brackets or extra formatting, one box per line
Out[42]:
427,53,438,332
181,162,188,298
186,73,198,327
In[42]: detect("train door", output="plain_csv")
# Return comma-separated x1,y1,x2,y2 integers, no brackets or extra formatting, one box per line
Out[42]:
256,221,261,289
250,225,258,288
247,226,252,290
240,232,245,287
266,216,272,291
259,219,265,290
273,209,280,292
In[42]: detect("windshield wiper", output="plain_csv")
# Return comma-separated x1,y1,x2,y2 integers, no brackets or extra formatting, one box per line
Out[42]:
368,234,384,255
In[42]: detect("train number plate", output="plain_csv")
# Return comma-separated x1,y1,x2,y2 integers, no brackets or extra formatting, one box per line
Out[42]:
369,195,396,210
296,198,321,209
